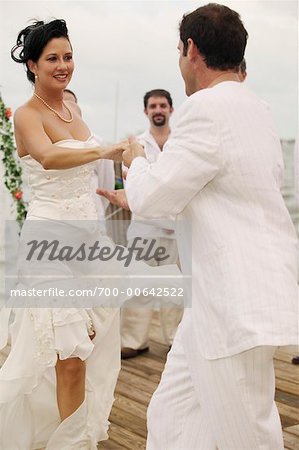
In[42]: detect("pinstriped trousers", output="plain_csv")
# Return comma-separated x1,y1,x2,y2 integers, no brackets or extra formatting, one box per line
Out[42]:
146,325,283,450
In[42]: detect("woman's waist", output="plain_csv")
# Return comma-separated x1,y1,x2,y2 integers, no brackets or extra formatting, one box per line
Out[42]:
27,195,98,220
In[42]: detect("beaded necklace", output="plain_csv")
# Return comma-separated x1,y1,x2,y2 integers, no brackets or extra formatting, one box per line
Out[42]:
34,92,73,123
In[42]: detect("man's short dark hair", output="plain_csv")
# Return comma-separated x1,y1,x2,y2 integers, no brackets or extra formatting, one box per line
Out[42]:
143,89,173,109
179,3,248,71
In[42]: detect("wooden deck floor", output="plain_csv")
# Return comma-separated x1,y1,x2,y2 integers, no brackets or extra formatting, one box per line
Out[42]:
100,315,299,450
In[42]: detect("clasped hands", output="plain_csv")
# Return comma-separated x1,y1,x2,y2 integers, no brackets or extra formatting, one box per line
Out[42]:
97,136,145,210
116,136,145,167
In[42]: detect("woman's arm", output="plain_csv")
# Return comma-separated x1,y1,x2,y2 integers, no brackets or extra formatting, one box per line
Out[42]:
14,106,127,170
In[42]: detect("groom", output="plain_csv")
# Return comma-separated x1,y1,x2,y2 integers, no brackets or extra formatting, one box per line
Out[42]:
100,4,298,449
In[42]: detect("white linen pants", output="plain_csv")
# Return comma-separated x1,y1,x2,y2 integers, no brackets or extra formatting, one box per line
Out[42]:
147,326,283,450
121,238,183,349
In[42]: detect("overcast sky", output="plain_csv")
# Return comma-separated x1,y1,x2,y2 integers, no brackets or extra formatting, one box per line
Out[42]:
0,0,297,141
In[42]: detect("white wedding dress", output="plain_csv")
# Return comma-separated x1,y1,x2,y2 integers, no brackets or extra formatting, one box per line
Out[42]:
0,136,182,450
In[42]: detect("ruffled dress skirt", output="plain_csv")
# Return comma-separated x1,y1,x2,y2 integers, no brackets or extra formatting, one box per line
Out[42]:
0,218,182,449
0,303,120,450
0,218,127,450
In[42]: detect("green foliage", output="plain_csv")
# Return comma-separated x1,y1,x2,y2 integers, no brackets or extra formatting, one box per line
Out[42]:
0,95,27,226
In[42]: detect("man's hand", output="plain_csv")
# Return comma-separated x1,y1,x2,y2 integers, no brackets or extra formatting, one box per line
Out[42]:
123,136,145,168
104,139,129,162
96,188,130,210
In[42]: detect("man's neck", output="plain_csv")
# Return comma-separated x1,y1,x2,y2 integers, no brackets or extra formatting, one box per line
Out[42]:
195,71,241,92
149,126,171,151
207,72,240,88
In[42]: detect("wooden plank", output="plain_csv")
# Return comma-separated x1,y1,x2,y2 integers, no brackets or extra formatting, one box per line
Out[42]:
122,353,166,373
277,401,299,426
109,408,147,439
121,362,162,384
275,347,299,363
275,358,299,373
275,389,299,408
113,393,147,418
283,430,299,450
117,369,158,395
106,423,146,450
275,366,299,384
99,439,123,449
276,378,299,397
115,380,153,406
281,416,298,429
284,424,299,438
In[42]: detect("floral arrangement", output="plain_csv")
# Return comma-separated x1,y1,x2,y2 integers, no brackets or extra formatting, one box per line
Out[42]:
0,94,27,225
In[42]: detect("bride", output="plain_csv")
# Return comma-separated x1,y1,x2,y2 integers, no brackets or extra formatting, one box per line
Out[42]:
0,19,182,450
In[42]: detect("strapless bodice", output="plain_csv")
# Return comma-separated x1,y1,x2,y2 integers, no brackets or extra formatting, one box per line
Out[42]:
21,135,99,220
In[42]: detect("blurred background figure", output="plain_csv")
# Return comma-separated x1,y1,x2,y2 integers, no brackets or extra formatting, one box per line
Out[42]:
63,88,77,103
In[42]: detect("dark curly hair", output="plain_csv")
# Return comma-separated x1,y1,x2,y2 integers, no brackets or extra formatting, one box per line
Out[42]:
11,19,70,83
179,3,248,71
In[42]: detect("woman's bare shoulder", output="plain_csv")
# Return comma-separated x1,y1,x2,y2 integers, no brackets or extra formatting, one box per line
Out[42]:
14,100,41,122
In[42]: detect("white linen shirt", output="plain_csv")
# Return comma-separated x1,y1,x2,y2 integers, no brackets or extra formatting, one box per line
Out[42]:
126,130,175,242
126,81,299,359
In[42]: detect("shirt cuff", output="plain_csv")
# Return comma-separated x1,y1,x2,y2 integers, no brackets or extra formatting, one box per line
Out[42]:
127,156,149,174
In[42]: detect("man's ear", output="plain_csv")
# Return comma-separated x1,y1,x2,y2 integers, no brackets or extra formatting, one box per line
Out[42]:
187,38,199,62
144,108,149,117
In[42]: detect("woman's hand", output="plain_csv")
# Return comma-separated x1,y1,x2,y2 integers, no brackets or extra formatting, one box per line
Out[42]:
103,140,129,162
123,136,145,167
